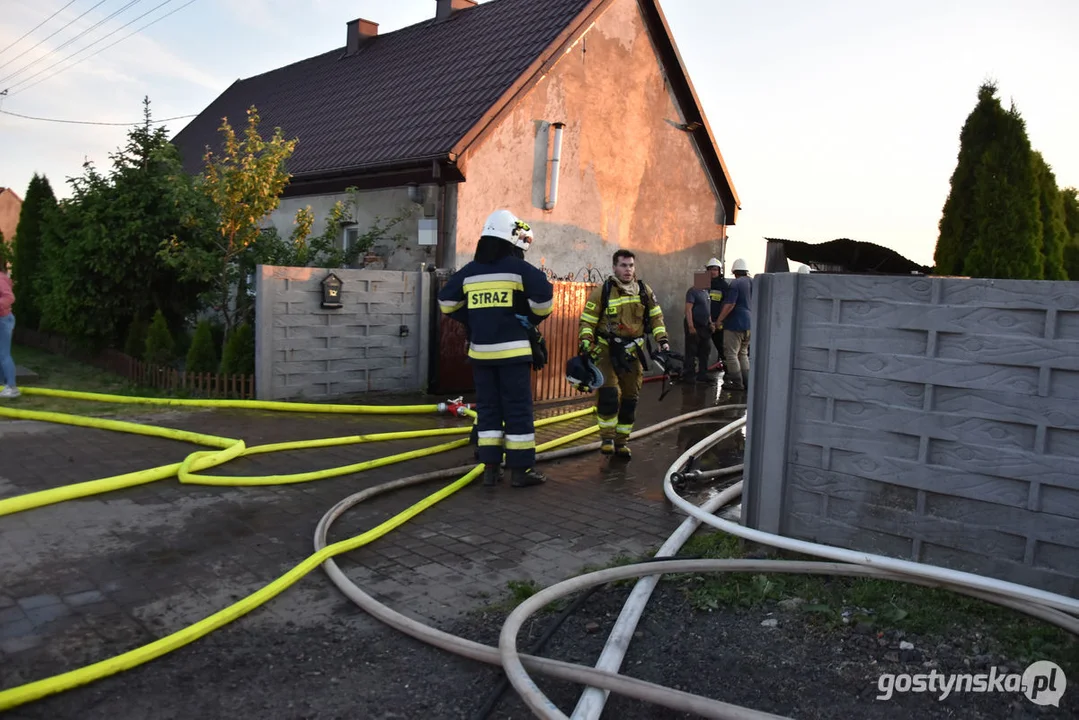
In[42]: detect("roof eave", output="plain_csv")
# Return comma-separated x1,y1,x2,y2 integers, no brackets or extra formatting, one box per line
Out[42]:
642,0,740,225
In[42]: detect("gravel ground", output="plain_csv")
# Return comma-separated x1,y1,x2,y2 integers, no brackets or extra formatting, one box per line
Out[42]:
6,581,1074,720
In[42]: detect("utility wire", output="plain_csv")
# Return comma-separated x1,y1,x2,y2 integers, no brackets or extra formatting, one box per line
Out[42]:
8,0,196,97
0,0,110,74
0,108,195,125
0,0,81,58
1,0,145,86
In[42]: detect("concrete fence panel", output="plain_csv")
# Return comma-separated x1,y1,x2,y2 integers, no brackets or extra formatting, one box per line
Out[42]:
742,272,1079,598
254,265,430,399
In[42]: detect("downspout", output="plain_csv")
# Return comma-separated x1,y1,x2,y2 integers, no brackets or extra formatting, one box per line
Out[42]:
544,122,565,211
435,180,446,269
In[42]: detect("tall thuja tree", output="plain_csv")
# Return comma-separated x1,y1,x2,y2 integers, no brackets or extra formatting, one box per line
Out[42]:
12,173,56,329
935,83,1000,276
39,98,210,348
1032,152,1069,280
161,105,297,350
962,99,1042,280
1061,187,1079,281
935,82,1042,279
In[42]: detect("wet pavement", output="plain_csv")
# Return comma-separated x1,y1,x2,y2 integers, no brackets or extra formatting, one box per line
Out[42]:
0,373,746,714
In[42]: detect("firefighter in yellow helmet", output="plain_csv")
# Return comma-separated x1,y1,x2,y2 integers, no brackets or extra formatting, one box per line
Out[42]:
577,249,669,458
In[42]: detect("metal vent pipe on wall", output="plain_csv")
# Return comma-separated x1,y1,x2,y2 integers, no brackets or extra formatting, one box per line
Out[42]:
544,122,566,211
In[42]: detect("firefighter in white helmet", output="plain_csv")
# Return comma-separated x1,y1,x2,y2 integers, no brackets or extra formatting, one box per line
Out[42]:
438,209,553,488
714,258,752,391
704,257,728,372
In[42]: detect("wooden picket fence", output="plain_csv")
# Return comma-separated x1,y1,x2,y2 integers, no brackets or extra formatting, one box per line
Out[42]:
14,327,256,400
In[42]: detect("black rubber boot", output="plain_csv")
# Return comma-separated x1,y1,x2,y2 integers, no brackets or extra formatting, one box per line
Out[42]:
511,468,546,487
482,466,501,486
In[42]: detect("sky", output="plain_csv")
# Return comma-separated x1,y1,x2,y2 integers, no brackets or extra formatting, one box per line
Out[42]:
1,0,1077,274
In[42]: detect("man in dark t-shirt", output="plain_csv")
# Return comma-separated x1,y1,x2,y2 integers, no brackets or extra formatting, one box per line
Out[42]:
683,274,713,382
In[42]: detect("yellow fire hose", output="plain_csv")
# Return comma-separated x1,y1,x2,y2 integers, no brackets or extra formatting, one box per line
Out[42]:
0,387,596,711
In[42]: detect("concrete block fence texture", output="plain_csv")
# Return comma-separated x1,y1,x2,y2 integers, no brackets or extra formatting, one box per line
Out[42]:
255,265,429,400
742,272,1079,598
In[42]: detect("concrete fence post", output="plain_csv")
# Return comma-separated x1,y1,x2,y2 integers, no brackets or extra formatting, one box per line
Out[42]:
742,272,800,534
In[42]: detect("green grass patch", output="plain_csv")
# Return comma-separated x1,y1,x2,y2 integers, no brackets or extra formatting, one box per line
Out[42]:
674,530,1078,669
6,343,200,418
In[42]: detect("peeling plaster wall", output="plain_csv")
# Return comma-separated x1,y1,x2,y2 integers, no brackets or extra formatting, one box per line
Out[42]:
454,0,727,333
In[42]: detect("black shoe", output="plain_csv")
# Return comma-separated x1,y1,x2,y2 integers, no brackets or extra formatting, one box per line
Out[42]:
482,466,502,486
614,443,632,459
511,468,546,487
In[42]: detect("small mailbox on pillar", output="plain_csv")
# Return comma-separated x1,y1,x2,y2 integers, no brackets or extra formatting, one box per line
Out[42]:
320,272,343,309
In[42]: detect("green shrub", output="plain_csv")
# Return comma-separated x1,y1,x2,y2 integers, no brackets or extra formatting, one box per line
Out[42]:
123,313,148,358
144,310,175,367
220,323,255,376
185,321,219,373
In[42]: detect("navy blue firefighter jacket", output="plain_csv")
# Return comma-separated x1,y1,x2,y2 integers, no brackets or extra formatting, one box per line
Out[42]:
438,257,555,365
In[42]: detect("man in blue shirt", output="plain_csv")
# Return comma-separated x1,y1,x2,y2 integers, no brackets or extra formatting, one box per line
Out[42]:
715,258,752,391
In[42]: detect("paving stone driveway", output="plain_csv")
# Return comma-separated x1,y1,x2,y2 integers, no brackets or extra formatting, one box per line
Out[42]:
0,383,746,713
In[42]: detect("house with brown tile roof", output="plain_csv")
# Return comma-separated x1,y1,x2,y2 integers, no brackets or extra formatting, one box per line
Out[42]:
172,0,740,333
0,187,22,270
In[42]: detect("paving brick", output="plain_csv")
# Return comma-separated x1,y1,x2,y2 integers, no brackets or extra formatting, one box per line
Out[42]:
0,618,35,639
25,603,71,626
16,594,61,611
63,590,106,607
0,605,25,625
0,634,42,654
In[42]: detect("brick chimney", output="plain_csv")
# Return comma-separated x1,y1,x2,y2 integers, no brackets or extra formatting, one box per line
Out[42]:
346,18,378,55
436,0,477,22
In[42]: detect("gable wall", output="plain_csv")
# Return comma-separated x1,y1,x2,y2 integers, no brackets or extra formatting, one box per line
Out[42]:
454,0,728,336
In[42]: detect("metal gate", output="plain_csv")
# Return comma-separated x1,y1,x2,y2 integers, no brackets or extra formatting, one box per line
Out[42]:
429,274,598,402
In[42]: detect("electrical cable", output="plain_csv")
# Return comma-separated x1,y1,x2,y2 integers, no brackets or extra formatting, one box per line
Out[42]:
0,0,109,74
1,0,144,87
0,108,196,126
7,0,198,97
0,0,80,58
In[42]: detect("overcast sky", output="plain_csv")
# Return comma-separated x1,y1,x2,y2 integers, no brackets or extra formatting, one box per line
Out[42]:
2,0,1077,273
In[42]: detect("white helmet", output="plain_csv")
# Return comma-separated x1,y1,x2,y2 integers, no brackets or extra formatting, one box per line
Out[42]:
731,258,748,272
705,257,722,269
481,209,534,251
797,265,811,274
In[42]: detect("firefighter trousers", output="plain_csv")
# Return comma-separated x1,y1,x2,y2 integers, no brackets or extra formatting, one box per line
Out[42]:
594,348,643,443
473,362,537,469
